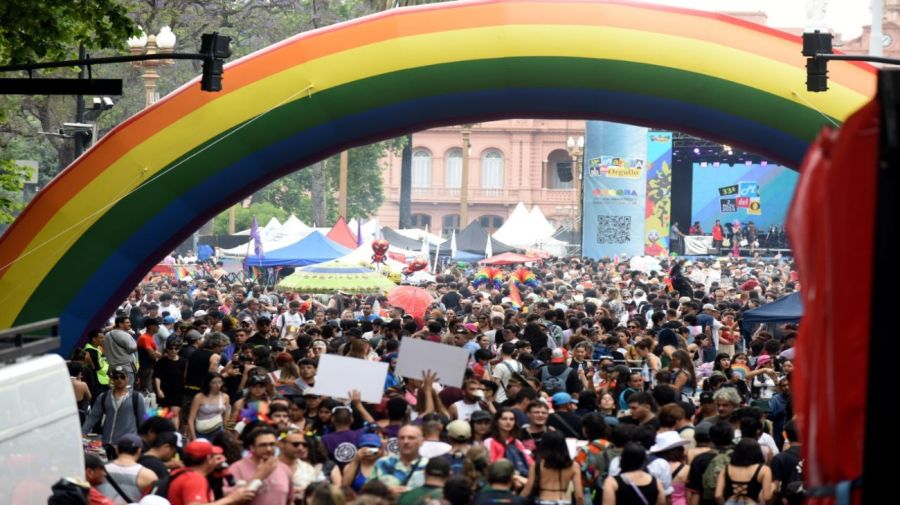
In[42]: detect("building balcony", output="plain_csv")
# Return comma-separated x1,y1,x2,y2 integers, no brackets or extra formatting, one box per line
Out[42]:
384,185,577,205
540,188,578,203
385,185,514,203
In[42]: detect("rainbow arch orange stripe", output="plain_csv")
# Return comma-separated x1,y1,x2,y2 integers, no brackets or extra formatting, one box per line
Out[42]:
0,0,875,353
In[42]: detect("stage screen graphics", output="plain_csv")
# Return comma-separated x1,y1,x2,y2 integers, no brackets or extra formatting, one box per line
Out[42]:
582,121,648,259
690,162,799,230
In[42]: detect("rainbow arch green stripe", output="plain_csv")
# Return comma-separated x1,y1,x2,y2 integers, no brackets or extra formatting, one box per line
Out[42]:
0,0,875,353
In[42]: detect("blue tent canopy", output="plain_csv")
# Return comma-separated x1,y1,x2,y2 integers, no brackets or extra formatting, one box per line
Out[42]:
742,292,803,324
452,250,484,262
244,231,351,267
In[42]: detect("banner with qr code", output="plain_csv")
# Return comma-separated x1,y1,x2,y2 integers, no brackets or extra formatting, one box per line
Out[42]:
582,121,649,259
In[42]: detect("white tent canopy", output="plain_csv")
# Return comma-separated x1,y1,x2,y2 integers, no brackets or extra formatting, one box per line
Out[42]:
220,215,313,258
279,214,311,237
491,202,568,256
396,228,446,246
529,206,557,239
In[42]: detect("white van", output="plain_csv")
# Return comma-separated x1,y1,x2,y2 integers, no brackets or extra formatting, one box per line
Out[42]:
0,354,84,504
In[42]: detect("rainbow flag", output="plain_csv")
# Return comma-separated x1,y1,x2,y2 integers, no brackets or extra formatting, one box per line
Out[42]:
509,276,523,309
174,265,190,281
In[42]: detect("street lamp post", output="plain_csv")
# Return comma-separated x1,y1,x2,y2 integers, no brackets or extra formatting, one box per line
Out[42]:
127,26,177,108
566,135,585,252
460,124,472,227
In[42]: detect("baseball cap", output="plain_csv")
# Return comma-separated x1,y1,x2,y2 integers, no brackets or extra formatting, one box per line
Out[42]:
358,433,382,448
109,365,129,378
162,316,176,324
550,348,567,364
153,431,183,450
115,433,143,450
470,410,493,423
551,392,573,406
702,303,717,312
193,310,208,318
678,296,692,304
447,420,472,441
184,439,223,459
424,457,451,478
248,375,268,386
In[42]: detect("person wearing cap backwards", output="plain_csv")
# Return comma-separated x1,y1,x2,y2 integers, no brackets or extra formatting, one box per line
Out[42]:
437,420,473,477
168,439,255,505
95,434,158,504
396,457,451,505
541,348,583,396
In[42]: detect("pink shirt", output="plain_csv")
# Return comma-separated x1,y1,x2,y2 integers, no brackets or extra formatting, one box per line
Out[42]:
226,457,294,505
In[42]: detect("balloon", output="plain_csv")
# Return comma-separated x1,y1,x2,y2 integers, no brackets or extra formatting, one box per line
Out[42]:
408,258,428,272
371,239,390,264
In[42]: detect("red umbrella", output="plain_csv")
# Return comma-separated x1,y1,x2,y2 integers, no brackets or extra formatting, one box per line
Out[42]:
387,286,434,320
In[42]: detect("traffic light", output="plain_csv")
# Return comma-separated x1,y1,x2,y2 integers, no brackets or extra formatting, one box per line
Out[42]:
802,31,833,93
200,33,232,92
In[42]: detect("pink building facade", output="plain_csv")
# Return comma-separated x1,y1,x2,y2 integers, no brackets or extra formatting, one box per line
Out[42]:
376,119,585,237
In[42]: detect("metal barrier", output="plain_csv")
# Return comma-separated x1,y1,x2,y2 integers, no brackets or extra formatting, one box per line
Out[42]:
0,318,61,364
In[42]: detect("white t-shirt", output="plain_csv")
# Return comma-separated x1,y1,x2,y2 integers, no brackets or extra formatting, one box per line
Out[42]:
276,311,305,337
493,359,523,403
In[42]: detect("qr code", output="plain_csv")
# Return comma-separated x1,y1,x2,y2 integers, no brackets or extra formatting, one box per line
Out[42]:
597,215,631,244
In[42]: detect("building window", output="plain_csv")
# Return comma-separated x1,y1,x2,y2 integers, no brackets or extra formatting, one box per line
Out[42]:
412,149,432,188
545,149,575,189
478,215,504,234
445,148,462,189
481,149,504,190
411,214,432,229
443,214,460,236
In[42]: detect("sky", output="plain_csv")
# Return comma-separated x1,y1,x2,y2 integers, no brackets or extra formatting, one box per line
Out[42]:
635,0,874,39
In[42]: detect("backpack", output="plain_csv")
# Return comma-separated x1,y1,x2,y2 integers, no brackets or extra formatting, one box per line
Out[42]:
96,390,142,432
540,366,573,395
583,443,619,491
702,449,733,501
47,478,89,505
780,454,806,504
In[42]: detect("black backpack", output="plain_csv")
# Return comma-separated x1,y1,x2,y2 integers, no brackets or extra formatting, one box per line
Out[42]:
540,366,573,395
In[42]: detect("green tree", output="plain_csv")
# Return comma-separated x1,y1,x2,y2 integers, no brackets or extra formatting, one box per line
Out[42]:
0,160,29,223
0,0,138,64
212,202,288,235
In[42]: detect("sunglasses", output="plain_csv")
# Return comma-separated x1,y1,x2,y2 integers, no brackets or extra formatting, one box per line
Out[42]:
289,441,308,448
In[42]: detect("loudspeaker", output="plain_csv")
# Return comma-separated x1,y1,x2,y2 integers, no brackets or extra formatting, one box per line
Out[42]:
557,161,573,182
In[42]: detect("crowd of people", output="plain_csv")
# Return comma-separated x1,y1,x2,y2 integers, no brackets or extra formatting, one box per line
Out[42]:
62,254,803,505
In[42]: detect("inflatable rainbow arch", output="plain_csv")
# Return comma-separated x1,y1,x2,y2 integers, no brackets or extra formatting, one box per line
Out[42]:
0,0,875,354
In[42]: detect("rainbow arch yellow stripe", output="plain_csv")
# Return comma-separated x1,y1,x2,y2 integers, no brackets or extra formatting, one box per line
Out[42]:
0,0,875,353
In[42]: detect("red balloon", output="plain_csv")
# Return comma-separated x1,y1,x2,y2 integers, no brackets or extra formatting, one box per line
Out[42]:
408,258,428,273
372,239,390,255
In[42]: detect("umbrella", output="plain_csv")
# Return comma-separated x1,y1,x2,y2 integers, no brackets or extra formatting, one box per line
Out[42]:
276,260,396,294
387,285,434,319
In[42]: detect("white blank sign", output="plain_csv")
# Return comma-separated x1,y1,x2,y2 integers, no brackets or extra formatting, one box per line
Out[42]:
395,338,469,388
313,354,388,404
